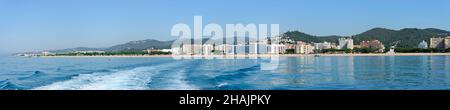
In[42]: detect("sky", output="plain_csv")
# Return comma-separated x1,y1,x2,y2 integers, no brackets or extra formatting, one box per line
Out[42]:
0,0,450,53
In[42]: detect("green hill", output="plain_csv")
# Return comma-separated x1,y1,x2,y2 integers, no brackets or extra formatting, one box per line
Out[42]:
353,28,450,48
282,31,340,43
45,27,450,54
283,28,450,48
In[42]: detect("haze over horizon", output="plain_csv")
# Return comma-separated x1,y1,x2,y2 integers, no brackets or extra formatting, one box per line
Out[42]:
1,0,450,53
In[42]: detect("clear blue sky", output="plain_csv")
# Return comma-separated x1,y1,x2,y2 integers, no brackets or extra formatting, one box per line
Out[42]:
1,0,450,53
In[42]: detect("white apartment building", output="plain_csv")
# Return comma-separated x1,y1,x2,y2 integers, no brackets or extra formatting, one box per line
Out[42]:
295,44,314,54
314,42,332,50
338,37,354,49
270,44,286,54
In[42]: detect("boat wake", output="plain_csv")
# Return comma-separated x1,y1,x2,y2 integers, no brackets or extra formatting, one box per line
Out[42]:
148,69,199,90
33,61,198,90
0,79,25,90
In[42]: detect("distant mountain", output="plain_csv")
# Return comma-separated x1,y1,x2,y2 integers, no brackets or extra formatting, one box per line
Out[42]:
47,39,173,53
283,28,450,48
50,47,104,53
282,31,341,43
40,27,450,53
105,39,173,51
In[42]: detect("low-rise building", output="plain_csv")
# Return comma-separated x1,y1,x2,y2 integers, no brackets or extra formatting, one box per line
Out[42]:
314,42,333,50
359,40,385,53
249,42,270,54
215,44,234,54
418,40,428,49
171,47,182,54
73,51,105,54
234,44,249,54
294,44,314,54
146,49,173,54
202,44,214,55
181,44,203,55
42,51,55,56
270,44,286,54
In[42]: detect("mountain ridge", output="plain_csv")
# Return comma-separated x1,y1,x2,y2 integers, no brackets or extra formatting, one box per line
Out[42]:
353,27,450,48
284,27,450,48
47,27,450,53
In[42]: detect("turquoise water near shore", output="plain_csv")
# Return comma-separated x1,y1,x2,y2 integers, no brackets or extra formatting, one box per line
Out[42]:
1,56,450,90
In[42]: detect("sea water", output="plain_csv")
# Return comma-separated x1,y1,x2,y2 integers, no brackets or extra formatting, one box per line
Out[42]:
1,56,450,90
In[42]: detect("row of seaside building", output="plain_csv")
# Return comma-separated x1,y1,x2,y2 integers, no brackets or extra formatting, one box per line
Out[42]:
417,36,450,49
173,36,450,55
22,36,449,57
427,36,450,49
171,37,388,55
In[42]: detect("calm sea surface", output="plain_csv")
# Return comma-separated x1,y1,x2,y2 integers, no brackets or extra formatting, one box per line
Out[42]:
1,56,450,90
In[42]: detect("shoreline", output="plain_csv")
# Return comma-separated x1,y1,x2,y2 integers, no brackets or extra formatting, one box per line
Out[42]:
32,53,450,58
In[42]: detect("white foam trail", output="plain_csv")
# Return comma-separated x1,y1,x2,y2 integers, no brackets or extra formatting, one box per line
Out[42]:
158,70,198,90
217,82,229,88
33,67,155,90
33,61,199,90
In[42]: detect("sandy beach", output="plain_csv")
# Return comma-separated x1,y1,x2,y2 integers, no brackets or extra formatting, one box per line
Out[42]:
37,53,450,58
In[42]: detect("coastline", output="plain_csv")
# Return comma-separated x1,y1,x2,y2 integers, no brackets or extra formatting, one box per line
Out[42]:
34,53,450,58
